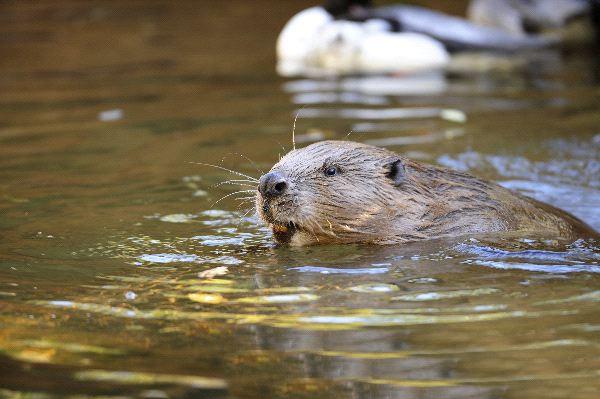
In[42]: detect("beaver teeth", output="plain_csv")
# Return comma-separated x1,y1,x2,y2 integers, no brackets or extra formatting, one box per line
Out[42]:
271,221,297,244
272,224,289,234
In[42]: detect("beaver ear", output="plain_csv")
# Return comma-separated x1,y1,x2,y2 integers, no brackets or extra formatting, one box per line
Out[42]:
384,158,406,186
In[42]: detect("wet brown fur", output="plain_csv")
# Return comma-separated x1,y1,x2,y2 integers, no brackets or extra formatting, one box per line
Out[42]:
256,141,598,246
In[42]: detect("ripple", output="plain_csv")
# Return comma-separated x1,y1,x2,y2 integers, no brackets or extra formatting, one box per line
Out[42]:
535,290,600,305
159,213,199,223
191,234,249,246
348,284,400,293
74,369,227,389
33,300,575,329
136,253,243,266
283,74,448,96
308,338,593,359
211,256,244,265
437,140,600,190
499,180,600,230
471,260,600,274
346,370,600,387
296,309,573,328
296,107,466,122
392,288,500,301
188,293,225,304
234,293,319,304
364,128,465,147
407,277,439,284
201,210,232,217
290,266,389,275
138,253,199,263
455,242,600,263
12,340,125,355
456,241,600,274
292,92,388,105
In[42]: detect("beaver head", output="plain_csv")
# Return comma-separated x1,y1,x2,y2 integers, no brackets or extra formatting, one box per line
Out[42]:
256,140,414,246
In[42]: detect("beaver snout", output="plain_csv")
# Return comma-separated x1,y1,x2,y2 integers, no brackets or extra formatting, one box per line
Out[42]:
258,171,288,199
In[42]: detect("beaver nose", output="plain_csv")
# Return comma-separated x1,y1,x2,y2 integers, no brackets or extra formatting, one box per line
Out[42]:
259,171,288,198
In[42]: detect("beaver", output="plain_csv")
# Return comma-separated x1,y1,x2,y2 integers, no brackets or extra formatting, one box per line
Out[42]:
255,140,598,246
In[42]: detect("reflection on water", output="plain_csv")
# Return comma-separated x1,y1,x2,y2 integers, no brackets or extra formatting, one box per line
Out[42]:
1,0,599,398
284,73,448,99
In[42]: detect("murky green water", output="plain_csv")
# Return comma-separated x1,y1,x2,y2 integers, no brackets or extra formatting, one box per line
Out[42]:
1,1,599,398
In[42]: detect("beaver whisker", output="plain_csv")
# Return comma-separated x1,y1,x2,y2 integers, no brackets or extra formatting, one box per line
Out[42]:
224,178,258,183
349,227,379,237
275,139,288,157
326,218,334,232
235,201,252,211
191,162,259,182
214,181,257,189
228,152,265,175
306,226,321,243
235,203,258,221
235,202,256,209
317,222,338,238
214,178,258,186
236,207,256,228
237,202,253,210
291,107,305,151
234,197,256,206
320,217,376,238
308,219,328,235
300,215,334,238
211,190,256,207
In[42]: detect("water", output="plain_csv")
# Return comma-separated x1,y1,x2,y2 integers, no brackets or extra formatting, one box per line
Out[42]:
1,1,599,398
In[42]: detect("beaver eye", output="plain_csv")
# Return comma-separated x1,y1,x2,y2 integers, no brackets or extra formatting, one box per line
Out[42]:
324,166,338,176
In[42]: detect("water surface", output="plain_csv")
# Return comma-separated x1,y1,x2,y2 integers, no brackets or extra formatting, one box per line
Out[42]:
1,1,599,398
